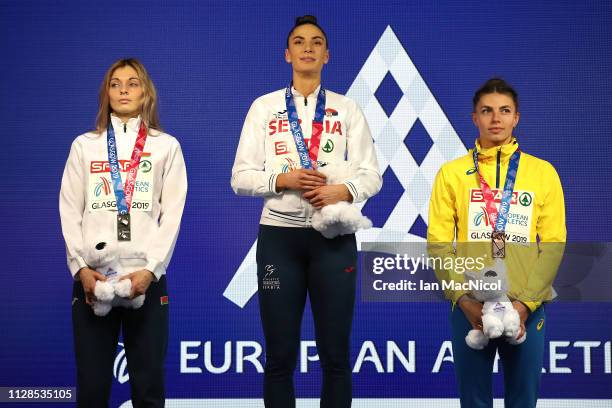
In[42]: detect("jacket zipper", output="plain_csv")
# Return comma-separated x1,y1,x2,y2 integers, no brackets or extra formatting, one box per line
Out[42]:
124,123,127,133
304,97,308,106
495,148,501,188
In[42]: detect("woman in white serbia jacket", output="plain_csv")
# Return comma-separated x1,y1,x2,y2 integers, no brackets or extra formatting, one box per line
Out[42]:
231,15,381,408
59,58,186,408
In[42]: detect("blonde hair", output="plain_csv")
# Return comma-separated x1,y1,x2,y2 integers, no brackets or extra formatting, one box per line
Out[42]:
95,58,161,133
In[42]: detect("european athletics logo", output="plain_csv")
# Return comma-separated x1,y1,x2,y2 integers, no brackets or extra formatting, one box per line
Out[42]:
94,177,112,197
474,206,491,227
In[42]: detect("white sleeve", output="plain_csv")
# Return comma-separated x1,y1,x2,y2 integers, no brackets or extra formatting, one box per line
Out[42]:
59,139,88,279
343,100,382,203
231,99,282,197
145,139,188,281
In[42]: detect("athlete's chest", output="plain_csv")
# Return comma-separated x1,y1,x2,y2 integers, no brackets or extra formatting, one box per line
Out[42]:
458,169,540,243
264,102,348,169
83,136,163,213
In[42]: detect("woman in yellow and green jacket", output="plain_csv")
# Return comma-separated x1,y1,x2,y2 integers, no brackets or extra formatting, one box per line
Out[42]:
427,78,566,408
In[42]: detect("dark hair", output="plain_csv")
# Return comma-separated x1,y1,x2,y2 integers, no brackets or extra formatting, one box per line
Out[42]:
473,78,519,111
286,15,328,49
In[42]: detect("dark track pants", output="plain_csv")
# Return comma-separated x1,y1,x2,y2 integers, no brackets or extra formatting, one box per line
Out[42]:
72,276,169,408
451,304,546,408
256,225,358,408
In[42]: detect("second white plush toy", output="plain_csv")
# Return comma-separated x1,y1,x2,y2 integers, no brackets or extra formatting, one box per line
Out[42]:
84,239,145,317
463,258,526,349
311,162,373,239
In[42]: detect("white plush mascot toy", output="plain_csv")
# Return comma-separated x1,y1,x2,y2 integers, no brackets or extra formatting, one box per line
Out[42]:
464,258,526,349
84,239,145,316
311,162,372,239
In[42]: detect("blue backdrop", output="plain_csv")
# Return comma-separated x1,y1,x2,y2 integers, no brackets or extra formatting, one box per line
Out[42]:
1,1,610,406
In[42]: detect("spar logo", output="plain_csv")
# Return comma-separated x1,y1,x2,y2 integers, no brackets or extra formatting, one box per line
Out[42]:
519,192,532,207
94,177,112,197
139,160,152,173
322,139,334,153
471,189,519,205
113,342,129,384
224,26,466,308
90,153,151,173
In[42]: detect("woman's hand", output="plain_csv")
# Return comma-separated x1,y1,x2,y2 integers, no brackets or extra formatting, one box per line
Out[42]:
458,295,484,330
120,269,155,299
512,300,530,340
77,267,107,306
276,169,327,191
303,184,352,209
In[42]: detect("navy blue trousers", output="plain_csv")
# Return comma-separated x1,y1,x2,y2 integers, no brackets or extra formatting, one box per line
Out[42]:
256,225,357,408
72,276,169,408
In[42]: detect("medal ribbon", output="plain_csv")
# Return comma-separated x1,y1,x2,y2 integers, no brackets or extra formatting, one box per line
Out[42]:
106,119,148,215
472,146,521,233
285,85,326,169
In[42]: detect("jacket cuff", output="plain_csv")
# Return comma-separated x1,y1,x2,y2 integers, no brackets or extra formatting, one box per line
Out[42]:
343,181,358,203
512,292,541,313
522,301,540,313
69,256,88,280
450,291,471,311
452,290,469,304
269,173,282,195
145,258,164,282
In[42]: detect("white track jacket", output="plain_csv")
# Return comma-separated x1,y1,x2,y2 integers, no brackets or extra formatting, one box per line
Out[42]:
231,86,381,227
60,115,187,280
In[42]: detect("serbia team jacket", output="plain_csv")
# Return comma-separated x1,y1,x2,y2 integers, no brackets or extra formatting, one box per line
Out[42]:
231,86,382,227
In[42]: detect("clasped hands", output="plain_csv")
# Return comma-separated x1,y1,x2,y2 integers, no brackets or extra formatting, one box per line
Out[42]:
276,168,351,209
78,267,154,305
458,296,530,341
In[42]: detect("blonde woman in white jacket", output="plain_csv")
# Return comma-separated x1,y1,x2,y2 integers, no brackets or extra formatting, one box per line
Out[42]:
232,16,381,408
60,58,187,407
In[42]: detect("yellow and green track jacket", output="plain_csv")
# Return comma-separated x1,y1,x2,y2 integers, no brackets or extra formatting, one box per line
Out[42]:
427,138,566,311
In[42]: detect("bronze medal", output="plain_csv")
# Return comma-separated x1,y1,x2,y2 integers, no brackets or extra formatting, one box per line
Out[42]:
492,230,505,258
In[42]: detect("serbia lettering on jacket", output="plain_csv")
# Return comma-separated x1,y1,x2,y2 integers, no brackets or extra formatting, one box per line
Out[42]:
268,119,342,136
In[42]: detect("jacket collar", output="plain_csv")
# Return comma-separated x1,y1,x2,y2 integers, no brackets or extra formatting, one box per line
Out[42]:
291,84,322,99
474,137,519,162
110,113,142,133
